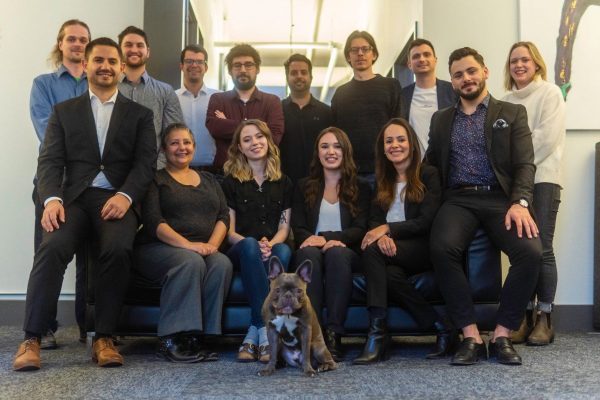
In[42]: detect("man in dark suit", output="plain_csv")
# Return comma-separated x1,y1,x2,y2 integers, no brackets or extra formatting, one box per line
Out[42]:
426,47,541,366
400,38,457,155
13,37,156,371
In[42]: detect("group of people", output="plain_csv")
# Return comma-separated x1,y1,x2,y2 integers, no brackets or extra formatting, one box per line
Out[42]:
12,19,565,372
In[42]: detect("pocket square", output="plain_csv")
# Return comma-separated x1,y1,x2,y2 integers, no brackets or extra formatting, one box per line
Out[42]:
492,119,509,129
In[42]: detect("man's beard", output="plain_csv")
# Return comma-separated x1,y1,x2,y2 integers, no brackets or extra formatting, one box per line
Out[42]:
455,80,486,100
126,55,147,68
233,75,256,91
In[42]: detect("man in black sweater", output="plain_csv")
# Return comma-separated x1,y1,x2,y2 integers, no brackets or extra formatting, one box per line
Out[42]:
331,30,402,183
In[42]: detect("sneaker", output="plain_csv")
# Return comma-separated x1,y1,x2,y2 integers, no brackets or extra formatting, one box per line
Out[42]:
237,343,258,362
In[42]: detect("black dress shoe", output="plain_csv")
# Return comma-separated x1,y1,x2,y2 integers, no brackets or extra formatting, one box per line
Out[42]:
189,336,218,362
450,337,487,366
324,328,344,361
426,329,459,359
157,335,205,363
353,318,390,365
488,336,522,365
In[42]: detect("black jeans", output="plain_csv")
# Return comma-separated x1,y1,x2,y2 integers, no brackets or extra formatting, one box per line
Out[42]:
293,246,360,334
430,188,542,331
532,183,561,306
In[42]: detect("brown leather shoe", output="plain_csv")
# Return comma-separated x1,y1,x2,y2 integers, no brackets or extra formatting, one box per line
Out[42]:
527,312,555,346
13,338,41,371
237,343,258,362
92,337,124,367
511,310,534,344
258,344,271,364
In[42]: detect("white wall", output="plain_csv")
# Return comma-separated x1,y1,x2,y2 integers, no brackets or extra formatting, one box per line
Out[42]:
0,0,144,296
423,0,600,305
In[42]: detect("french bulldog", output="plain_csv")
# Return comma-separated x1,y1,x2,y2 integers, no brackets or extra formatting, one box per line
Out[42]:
258,257,337,377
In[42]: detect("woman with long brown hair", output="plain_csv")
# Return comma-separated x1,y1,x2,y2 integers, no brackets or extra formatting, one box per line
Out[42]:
291,127,371,360
354,118,455,365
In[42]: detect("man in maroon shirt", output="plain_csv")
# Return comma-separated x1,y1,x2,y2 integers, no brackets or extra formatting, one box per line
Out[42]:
206,44,284,171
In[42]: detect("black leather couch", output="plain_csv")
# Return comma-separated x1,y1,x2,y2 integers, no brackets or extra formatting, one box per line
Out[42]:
86,229,501,336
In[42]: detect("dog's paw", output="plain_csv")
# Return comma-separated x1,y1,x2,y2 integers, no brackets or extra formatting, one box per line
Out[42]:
317,361,337,372
303,367,317,378
258,367,275,377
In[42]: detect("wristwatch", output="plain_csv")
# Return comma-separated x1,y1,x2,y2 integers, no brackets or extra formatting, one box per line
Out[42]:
516,198,529,208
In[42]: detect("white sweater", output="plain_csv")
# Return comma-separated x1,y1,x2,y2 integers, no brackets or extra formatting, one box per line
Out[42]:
502,79,566,185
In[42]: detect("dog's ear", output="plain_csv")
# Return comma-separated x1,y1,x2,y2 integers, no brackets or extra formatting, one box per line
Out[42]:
268,256,285,280
295,260,312,283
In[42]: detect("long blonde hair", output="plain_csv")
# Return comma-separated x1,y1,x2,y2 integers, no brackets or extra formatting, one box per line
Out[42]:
503,41,547,91
224,119,282,182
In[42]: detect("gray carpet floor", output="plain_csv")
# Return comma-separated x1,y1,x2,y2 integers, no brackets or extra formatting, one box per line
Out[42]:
1,325,599,400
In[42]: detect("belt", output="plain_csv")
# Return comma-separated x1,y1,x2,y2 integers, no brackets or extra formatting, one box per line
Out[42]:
459,185,499,191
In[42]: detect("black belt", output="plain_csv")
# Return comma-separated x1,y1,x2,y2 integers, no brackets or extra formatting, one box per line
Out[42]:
459,185,499,191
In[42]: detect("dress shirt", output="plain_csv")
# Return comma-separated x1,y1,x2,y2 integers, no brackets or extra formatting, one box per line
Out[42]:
176,84,221,166
30,65,88,144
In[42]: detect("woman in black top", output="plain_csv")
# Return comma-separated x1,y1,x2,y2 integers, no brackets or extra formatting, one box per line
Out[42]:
354,118,455,365
134,123,233,363
291,127,370,360
221,119,293,363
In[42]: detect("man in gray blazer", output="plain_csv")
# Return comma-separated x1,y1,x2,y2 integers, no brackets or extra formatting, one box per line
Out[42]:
13,37,156,371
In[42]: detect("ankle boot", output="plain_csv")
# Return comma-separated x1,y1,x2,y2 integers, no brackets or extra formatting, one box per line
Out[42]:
511,309,534,344
353,318,390,365
527,312,554,346
324,328,344,361
426,321,459,359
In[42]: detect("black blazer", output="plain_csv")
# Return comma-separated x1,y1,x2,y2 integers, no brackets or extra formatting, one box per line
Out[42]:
292,177,371,249
425,96,535,205
369,164,441,239
37,92,157,206
400,79,457,120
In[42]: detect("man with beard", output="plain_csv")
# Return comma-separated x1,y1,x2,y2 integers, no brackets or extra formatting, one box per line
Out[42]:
400,38,457,155
280,54,332,183
426,47,542,366
118,26,183,168
206,44,284,171
331,31,402,183
176,45,221,171
13,37,156,371
30,19,91,348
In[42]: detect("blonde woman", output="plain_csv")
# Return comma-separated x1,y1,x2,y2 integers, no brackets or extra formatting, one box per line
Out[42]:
502,41,566,346
221,119,293,363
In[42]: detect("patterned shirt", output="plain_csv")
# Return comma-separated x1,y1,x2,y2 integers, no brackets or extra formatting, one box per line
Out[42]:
448,95,497,187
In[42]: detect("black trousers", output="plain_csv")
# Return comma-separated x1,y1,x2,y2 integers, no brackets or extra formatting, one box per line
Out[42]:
293,246,360,334
430,188,542,331
363,238,439,329
32,180,86,333
24,188,138,336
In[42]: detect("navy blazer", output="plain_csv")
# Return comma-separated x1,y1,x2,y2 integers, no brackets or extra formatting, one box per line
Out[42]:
425,96,535,205
400,79,457,120
37,92,157,206
292,177,371,250
369,164,441,239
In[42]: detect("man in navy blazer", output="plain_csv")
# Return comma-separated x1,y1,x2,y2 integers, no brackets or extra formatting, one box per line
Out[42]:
401,39,457,155
425,47,541,367
13,38,156,371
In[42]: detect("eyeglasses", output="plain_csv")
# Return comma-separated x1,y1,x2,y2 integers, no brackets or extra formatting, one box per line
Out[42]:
349,46,373,55
183,59,206,66
232,62,256,70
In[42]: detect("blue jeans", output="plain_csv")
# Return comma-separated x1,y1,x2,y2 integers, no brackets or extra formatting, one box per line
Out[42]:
227,237,291,327
532,183,561,306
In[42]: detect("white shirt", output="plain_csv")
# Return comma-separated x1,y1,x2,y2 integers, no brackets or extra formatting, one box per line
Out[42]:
315,200,342,234
409,85,438,155
176,84,221,166
386,182,406,223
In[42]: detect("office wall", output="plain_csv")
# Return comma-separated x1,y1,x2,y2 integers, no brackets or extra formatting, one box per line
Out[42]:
423,0,600,306
0,0,144,296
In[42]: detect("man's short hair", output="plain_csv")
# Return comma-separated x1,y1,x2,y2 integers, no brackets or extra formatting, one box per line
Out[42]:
180,44,208,64
50,19,91,68
118,26,149,47
343,30,379,64
283,53,313,76
408,38,436,57
85,37,123,61
224,44,261,71
448,47,485,71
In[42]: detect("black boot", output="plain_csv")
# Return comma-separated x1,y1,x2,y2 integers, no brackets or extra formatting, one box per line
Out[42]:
426,320,459,359
324,328,344,361
157,334,205,363
353,318,390,365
